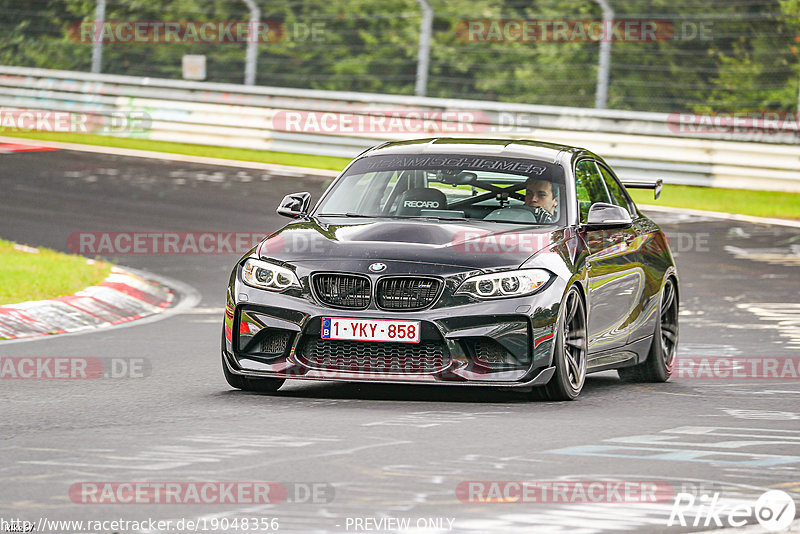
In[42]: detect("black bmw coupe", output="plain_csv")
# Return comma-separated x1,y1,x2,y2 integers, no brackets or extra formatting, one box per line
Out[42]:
221,138,679,400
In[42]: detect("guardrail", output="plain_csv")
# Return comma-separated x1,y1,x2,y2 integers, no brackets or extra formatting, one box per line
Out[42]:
1,65,799,192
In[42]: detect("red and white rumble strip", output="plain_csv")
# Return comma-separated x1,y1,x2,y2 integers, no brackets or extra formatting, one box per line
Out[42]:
0,267,173,340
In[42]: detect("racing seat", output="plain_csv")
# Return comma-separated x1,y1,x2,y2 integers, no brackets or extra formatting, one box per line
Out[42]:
395,188,448,216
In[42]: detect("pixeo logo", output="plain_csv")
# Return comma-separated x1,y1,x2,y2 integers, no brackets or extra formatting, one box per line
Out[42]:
668,490,795,531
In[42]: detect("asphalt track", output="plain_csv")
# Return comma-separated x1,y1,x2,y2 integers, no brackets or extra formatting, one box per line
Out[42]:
1,148,799,534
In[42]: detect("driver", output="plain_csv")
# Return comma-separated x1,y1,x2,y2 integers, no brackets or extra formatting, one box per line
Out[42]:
524,178,558,223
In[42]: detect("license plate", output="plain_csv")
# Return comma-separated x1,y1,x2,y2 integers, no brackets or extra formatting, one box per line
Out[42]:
321,317,421,343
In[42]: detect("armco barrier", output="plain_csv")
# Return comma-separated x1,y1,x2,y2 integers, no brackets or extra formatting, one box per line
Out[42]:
1,65,799,192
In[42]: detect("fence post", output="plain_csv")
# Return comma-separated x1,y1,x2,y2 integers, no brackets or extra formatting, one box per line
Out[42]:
415,0,433,97
242,0,261,85
90,0,106,73
594,0,614,109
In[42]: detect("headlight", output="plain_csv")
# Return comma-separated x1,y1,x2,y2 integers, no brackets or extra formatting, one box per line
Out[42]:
455,269,551,299
241,258,300,291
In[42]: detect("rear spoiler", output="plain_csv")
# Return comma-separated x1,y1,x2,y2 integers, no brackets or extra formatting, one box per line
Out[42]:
622,178,663,200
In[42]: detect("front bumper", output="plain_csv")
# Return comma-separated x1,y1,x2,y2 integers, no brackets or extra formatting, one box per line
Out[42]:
222,270,564,387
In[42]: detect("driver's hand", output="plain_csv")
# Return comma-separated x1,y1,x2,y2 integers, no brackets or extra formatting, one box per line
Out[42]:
532,206,554,224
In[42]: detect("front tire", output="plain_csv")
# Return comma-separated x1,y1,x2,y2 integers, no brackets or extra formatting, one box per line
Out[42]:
532,286,587,401
618,277,678,383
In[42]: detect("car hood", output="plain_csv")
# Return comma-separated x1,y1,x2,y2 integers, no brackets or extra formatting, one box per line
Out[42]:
258,217,563,270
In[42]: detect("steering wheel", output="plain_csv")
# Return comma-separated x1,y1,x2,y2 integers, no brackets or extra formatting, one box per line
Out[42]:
484,206,554,224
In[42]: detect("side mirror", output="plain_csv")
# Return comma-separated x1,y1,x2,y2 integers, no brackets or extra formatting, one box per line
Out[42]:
277,192,311,219
586,202,632,227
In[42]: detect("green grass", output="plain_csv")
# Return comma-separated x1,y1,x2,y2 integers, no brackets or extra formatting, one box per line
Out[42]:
0,129,351,171
629,185,800,220
0,239,111,305
3,129,799,220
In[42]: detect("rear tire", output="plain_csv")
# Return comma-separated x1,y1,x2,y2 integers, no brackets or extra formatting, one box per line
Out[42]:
618,278,678,383
532,286,587,401
221,329,285,393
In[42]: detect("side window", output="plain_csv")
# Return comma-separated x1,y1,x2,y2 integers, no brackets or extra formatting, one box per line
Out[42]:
574,160,609,223
598,164,634,215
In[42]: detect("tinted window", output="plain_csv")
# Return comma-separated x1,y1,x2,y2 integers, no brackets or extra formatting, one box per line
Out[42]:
598,164,634,214
574,160,609,223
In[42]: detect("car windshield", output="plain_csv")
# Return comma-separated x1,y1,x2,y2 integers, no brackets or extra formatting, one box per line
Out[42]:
315,154,566,225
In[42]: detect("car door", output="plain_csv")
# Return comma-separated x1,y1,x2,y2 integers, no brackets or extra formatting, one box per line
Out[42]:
597,162,661,345
575,159,642,354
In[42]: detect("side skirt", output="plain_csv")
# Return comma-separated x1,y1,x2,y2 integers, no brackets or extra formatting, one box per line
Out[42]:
586,336,654,374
